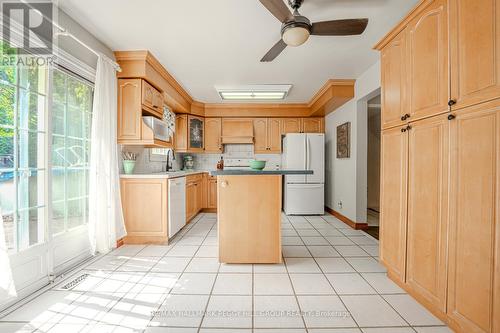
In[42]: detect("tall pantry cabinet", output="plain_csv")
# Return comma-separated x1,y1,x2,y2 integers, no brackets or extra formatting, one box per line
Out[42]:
376,0,500,332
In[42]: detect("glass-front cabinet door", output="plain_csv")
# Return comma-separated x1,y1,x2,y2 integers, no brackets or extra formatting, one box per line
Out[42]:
188,115,204,151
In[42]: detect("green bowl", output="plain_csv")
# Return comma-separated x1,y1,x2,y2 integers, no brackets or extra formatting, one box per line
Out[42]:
249,160,266,170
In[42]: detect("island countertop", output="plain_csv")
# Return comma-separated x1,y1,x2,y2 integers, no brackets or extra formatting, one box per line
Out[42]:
209,169,313,176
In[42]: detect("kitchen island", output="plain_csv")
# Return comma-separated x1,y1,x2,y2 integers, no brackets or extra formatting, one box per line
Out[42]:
210,169,312,264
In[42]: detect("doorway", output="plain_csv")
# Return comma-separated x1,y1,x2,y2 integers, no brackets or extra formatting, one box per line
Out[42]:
365,94,381,238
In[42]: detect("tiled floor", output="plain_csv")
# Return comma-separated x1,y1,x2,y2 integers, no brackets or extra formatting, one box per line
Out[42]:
0,213,453,333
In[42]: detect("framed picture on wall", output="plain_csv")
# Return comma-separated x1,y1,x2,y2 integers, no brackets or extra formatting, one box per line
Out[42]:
336,122,351,158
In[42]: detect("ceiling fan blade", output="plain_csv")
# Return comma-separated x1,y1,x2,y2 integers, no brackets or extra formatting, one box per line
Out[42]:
259,0,293,23
260,39,287,62
311,18,369,36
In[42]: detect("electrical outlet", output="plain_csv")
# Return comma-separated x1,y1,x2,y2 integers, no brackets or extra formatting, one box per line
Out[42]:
338,201,343,209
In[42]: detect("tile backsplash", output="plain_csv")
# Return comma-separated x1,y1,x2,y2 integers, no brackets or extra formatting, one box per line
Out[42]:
119,144,282,174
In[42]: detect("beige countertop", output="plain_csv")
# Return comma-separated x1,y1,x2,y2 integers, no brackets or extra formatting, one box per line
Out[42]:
119,170,210,179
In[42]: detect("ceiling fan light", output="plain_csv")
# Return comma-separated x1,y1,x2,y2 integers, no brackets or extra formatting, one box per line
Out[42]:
282,26,310,46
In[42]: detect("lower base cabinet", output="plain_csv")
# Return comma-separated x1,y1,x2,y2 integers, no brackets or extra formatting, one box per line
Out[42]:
380,99,500,333
120,178,168,244
207,177,217,209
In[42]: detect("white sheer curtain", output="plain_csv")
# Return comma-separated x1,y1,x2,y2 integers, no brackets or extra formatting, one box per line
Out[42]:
0,209,16,300
88,55,126,255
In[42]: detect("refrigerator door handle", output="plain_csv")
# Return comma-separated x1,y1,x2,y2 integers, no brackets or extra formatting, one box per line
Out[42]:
304,136,308,170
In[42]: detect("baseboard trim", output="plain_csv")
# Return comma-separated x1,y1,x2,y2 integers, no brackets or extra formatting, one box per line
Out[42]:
201,208,217,213
116,238,124,248
324,206,368,230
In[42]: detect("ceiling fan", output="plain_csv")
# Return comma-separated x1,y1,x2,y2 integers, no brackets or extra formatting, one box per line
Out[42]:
259,0,369,62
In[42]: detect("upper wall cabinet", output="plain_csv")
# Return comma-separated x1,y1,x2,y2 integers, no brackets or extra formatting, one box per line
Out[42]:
117,78,171,147
253,118,282,154
175,115,204,152
449,0,500,111
381,30,407,129
281,118,324,134
281,118,302,134
302,118,324,133
205,118,222,153
407,0,449,121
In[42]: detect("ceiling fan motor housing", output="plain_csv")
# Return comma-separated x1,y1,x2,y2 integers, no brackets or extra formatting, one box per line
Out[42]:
281,15,311,35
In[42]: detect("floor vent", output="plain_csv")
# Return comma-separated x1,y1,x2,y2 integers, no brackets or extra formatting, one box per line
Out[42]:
59,273,90,290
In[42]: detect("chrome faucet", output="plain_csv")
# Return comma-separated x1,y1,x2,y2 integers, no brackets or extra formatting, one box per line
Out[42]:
165,149,175,172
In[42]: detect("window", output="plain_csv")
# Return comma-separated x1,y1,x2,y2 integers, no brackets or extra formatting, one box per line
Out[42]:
0,41,94,253
0,43,47,252
50,67,93,235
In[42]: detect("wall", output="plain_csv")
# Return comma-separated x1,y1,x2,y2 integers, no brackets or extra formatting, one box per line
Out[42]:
325,61,381,223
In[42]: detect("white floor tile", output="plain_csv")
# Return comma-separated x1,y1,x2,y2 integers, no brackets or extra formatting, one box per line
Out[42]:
282,246,312,258
219,263,253,273
254,263,287,273
361,329,414,333
346,257,387,273
85,255,129,271
334,245,370,257
200,329,250,333
165,245,199,257
282,229,299,236
315,258,355,273
185,257,220,273
202,295,252,328
339,229,366,236
326,273,376,295
254,329,306,333
307,246,341,258
383,294,444,326
152,257,191,273
360,245,379,256
116,256,159,272
289,274,335,295
0,323,36,333
326,237,355,246
91,272,144,293
136,245,171,257
110,245,145,256
146,327,198,333
254,274,294,295
282,237,304,245
177,236,205,246
151,294,209,327
131,272,179,294
348,236,378,246
297,295,356,328
212,274,252,295
317,229,344,237
53,270,109,292
361,273,405,294
341,295,407,327
296,229,321,237
202,237,218,245
253,296,304,328
284,258,321,273
195,245,219,257
309,329,361,333
171,273,216,294
413,327,454,333
301,237,330,246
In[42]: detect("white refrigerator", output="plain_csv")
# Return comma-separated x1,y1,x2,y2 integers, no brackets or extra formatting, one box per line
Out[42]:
282,133,325,215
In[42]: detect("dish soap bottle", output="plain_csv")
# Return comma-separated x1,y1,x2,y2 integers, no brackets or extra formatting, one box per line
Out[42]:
217,156,224,170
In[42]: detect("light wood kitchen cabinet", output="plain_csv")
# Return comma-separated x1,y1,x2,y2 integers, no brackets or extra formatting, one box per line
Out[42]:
175,115,204,153
117,78,172,147
253,118,283,153
221,118,254,144
141,79,163,117
406,0,449,122
449,0,500,111
120,178,168,244
204,118,222,153
207,176,217,209
186,173,203,222
379,126,408,282
380,30,407,129
302,117,324,133
447,100,500,333
406,114,449,312
281,118,302,134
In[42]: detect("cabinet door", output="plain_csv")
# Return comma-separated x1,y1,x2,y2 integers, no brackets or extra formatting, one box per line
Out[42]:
381,30,407,129
205,118,222,153
450,0,500,111
379,126,408,282
142,80,155,109
118,79,142,142
195,180,203,214
406,114,449,312
407,0,449,121
267,118,282,153
188,115,204,152
185,182,195,222
175,114,188,151
447,101,500,333
281,118,302,134
302,118,323,133
208,179,217,209
153,90,163,111
253,118,268,153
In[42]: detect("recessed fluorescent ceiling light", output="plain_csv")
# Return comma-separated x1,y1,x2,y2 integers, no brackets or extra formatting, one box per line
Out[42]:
216,85,292,101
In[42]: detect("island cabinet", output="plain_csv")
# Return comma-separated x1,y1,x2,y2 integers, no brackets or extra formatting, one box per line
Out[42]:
377,0,500,331
253,118,281,153
120,178,168,244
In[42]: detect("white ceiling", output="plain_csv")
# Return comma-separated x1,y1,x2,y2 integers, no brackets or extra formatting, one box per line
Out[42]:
57,0,418,103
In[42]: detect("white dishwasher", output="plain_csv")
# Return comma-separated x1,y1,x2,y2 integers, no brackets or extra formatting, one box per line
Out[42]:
168,176,186,238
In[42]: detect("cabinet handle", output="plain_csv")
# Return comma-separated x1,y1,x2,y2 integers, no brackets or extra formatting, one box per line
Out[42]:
401,113,410,121
448,114,456,120
448,99,457,107
401,128,406,133
406,125,412,131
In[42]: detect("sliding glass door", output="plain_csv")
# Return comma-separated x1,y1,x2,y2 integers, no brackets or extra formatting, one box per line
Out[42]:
0,43,94,307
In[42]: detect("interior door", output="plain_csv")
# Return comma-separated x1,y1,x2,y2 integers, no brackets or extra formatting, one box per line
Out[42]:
379,126,408,282
305,134,324,184
406,114,449,312
447,101,500,333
